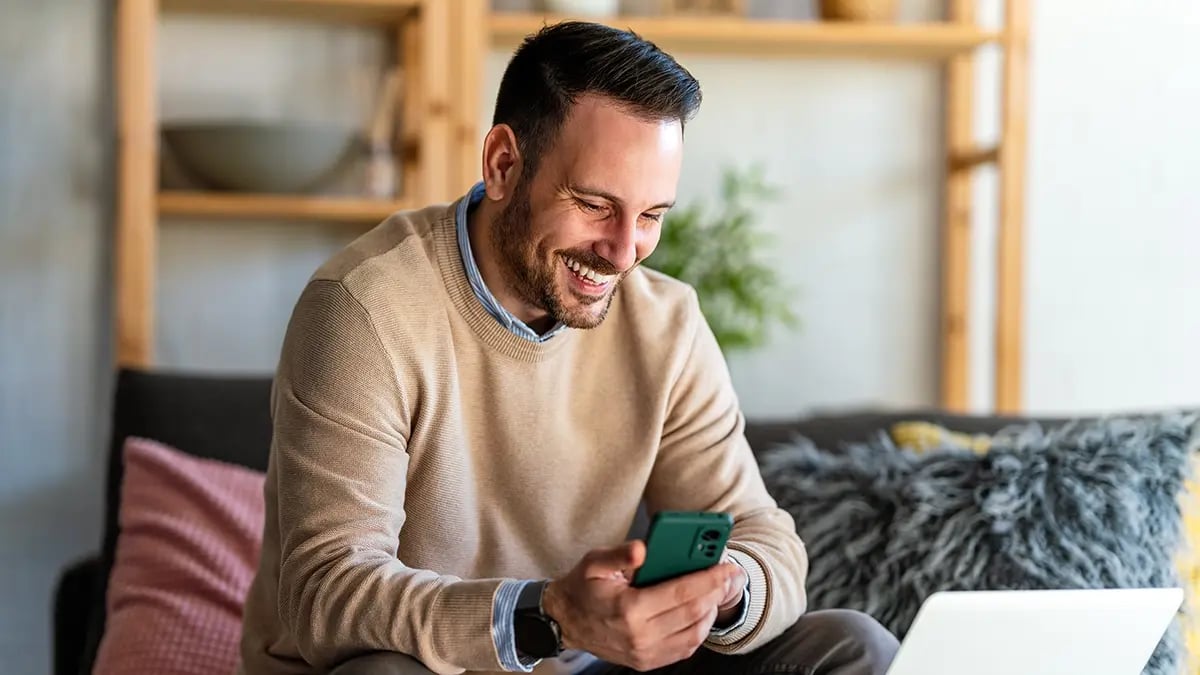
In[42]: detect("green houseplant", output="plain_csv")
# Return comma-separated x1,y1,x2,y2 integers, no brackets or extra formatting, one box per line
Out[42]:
645,165,797,352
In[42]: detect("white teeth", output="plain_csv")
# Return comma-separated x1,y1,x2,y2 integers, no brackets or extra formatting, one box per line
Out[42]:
563,255,615,284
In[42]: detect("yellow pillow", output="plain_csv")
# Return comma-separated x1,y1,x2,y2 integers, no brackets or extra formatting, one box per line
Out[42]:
890,420,992,455
890,421,1199,675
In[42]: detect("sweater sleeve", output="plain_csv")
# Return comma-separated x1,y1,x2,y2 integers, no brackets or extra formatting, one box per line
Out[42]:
644,290,809,655
271,279,506,674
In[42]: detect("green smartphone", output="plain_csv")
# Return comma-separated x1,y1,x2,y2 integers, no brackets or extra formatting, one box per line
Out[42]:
632,511,734,588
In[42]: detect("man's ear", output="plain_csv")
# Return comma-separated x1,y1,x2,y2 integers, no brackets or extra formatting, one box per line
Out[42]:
481,124,523,202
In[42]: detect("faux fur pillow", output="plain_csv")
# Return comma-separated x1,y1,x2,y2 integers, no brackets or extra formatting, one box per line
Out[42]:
760,414,1199,675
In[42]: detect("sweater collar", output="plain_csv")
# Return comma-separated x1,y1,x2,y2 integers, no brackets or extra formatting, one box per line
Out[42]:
434,193,575,362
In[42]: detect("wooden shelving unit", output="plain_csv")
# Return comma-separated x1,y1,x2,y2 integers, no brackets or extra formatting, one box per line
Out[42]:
490,13,1001,59
115,0,1029,411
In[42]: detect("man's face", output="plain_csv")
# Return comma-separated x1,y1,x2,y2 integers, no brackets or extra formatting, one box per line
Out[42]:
492,95,684,330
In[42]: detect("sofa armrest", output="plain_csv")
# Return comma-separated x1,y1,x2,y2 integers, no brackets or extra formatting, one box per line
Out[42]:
54,555,99,675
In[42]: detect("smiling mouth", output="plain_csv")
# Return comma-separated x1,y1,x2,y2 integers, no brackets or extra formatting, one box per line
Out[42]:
560,254,616,295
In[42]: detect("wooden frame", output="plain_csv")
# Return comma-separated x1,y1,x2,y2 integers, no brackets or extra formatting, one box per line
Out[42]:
995,0,1030,412
489,14,1000,59
115,0,159,368
939,0,1029,412
448,0,487,195
938,0,976,411
115,0,1030,412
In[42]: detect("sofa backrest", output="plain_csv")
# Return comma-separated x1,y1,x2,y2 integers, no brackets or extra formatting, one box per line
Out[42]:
79,368,1097,674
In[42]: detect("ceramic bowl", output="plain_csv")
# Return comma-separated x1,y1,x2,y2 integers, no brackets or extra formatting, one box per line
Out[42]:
162,121,356,193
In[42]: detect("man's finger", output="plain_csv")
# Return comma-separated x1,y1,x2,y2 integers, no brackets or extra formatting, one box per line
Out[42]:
642,583,726,636
636,563,737,618
583,540,646,579
653,604,720,667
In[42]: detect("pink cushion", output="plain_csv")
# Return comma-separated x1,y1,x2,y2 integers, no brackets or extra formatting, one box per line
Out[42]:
93,437,265,675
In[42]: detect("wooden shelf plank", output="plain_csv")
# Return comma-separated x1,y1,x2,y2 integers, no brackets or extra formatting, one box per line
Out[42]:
158,191,410,222
162,0,421,23
490,13,1001,59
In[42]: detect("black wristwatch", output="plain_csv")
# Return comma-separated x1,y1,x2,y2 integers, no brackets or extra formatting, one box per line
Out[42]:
513,580,563,659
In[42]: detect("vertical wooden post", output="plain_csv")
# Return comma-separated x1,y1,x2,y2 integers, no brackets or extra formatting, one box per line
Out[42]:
399,11,422,203
995,0,1030,412
449,0,486,195
115,0,158,368
939,0,975,411
415,0,453,203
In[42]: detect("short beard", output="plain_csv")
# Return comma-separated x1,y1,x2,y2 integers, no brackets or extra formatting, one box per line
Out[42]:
490,178,620,330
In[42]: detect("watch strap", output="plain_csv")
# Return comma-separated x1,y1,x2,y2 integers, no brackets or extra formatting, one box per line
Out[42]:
514,580,563,658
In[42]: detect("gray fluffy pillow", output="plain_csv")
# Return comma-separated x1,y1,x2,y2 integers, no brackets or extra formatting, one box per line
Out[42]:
759,413,1199,675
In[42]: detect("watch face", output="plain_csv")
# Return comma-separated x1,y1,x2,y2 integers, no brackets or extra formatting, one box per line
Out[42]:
514,614,559,658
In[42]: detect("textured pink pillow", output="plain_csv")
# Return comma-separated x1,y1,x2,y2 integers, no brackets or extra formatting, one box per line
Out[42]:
93,437,265,675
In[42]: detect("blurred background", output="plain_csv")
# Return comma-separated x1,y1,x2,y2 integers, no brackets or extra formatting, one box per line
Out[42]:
2,0,1198,672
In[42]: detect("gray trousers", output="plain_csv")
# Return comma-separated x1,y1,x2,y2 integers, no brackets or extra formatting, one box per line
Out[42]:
329,609,900,675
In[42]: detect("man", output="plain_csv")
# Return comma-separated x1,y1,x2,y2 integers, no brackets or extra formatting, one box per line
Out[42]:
238,21,899,675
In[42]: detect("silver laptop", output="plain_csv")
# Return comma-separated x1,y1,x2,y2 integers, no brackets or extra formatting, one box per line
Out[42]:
886,588,1184,675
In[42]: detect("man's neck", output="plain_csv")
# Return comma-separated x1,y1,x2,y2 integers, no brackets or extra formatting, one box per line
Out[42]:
466,198,556,334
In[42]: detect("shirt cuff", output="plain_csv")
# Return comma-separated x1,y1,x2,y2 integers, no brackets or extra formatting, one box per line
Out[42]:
705,546,769,649
493,579,540,672
709,556,751,636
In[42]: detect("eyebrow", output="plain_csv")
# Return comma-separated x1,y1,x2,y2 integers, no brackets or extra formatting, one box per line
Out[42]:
569,184,675,212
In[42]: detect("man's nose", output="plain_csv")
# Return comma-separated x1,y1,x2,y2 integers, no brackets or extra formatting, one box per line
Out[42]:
594,215,638,272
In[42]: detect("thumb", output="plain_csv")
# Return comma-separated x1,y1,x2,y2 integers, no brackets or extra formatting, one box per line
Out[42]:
582,540,646,579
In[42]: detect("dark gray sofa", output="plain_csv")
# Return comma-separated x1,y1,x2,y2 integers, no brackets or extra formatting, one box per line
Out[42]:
54,368,1066,675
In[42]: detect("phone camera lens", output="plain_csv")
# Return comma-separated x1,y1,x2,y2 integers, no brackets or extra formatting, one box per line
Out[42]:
701,529,720,541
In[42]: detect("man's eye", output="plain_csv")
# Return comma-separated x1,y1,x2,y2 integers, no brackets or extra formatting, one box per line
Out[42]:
578,201,602,212
642,212,664,223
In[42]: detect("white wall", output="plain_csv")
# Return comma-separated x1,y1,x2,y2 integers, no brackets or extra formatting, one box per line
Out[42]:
3,1,1200,672
1022,0,1200,413
676,55,944,416
1,3,110,673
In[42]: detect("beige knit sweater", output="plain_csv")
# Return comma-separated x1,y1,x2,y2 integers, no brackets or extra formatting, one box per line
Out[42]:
236,199,809,675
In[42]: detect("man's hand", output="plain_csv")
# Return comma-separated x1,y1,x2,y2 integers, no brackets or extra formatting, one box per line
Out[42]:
541,541,740,671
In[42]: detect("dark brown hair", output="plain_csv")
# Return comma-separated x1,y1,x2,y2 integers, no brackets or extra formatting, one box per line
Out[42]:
492,21,702,177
